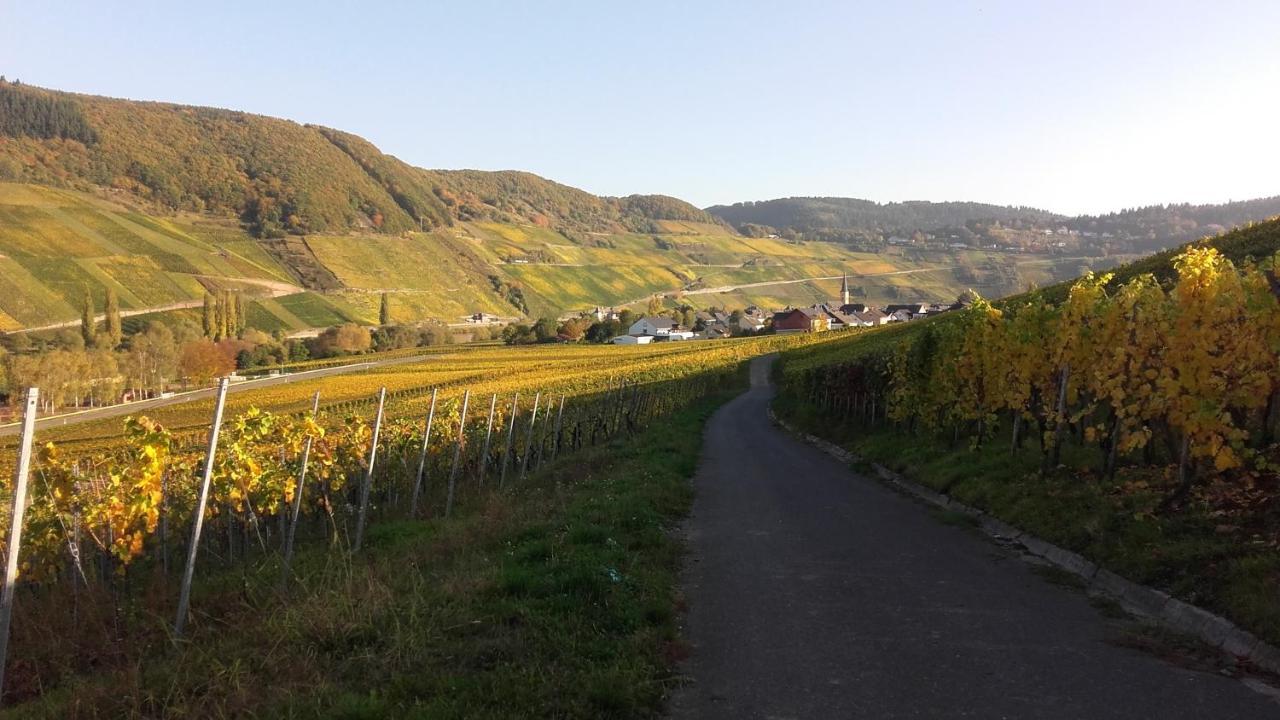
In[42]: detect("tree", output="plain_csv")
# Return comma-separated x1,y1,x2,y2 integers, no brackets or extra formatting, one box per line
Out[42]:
379,293,391,326
124,322,179,397
80,285,96,347
532,317,558,342
214,293,227,341
202,292,216,338
313,324,372,356
179,340,235,382
223,290,237,338
235,292,247,333
500,324,537,345
647,295,664,316
103,287,122,348
557,317,592,342
372,323,418,351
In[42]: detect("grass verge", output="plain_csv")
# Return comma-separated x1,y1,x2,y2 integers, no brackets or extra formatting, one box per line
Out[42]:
6,393,734,719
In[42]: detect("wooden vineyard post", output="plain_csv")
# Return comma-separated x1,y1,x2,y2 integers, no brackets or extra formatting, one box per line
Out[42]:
444,390,471,518
499,394,519,488
174,378,230,639
0,389,38,702
477,394,498,487
519,392,541,483
409,389,439,518
613,379,627,436
280,391,321,590
353,387,387,553
551,395,566,462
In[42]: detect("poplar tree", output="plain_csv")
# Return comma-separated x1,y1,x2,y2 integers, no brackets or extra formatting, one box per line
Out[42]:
234,292,246,333
379,292,391,326
80,285,96,347
223,290,236,339
214,293,226,341
202,292,215,338
104,287,122,348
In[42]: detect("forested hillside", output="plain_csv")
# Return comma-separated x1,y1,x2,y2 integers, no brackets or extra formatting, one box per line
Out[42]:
709,194,1280,257
0,81,725,238
707,197,1060,239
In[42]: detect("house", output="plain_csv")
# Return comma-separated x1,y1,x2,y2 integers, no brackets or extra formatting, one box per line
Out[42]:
888,309,915,323
467,312,500,324
884,303,933,320
703,323,733,340
665,330,696,341
592,306,620,322
773,307,829,334
839,303,868,314
612,335,654,345
738,306,769,332
811,303,857,330
850,308,892,327
629,316,676,337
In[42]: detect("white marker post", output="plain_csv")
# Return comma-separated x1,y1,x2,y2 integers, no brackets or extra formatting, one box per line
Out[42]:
477,394,498,487
519,392,541,482
499,394,519,488
280,391,320,590
551,395,566,461
174,378,230,639
353,387,387,552
444,390,471,517
0,389,39,702
409,389,438,518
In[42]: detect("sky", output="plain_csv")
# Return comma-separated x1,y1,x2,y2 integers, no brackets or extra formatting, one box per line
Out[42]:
3,0,1279,215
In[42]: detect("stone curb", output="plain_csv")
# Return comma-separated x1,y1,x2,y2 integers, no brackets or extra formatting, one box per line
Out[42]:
768,410,1280,677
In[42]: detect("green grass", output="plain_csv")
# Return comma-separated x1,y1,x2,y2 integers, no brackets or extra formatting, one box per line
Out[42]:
777,400,1280,647
3,387,735,719
272,292,365,327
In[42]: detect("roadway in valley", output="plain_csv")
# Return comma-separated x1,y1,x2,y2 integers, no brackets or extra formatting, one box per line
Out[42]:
0,352,438,438
669,356,1277,719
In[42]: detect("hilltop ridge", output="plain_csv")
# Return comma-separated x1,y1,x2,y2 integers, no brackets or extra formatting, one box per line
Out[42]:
0,80,728,238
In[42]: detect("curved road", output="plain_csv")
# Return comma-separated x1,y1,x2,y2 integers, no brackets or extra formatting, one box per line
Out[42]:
670,356,1276,719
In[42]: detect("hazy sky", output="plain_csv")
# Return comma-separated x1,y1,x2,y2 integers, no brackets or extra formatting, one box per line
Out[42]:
3,0,1278,214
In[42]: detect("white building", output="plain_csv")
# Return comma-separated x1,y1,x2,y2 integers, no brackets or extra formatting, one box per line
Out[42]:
629,316,676,337
612,335,654,345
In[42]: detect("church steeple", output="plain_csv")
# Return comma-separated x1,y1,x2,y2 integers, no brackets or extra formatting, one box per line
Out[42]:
840,273,849,306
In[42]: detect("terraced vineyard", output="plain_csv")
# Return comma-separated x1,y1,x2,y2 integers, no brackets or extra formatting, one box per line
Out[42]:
0,180,1117,334
0,332,857,711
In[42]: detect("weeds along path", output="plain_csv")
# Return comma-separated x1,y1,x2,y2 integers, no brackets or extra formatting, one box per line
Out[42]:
669,355,1275,719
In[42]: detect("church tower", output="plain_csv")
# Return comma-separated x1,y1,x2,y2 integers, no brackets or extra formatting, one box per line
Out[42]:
840,274,849,306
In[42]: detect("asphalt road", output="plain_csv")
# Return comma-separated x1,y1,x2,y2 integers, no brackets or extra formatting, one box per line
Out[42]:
669,356,1277,719
0,352,438,438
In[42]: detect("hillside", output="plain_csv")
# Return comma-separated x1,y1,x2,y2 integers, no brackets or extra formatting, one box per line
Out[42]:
0,182,366,333
708,194,1280,257
0,80,1145,331
707,197,1061,238
0,80,727,238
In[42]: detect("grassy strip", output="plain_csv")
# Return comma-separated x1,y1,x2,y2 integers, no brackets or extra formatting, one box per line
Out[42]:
8,393,734,719
776,399,1280,648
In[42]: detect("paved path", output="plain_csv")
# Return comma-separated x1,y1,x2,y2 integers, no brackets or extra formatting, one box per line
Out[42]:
670,356,1276,719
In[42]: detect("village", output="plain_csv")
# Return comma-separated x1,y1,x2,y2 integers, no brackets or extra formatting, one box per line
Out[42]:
605,275,966,344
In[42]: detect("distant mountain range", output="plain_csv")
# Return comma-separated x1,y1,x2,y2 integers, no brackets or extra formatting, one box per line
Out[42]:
705,196,1280,256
